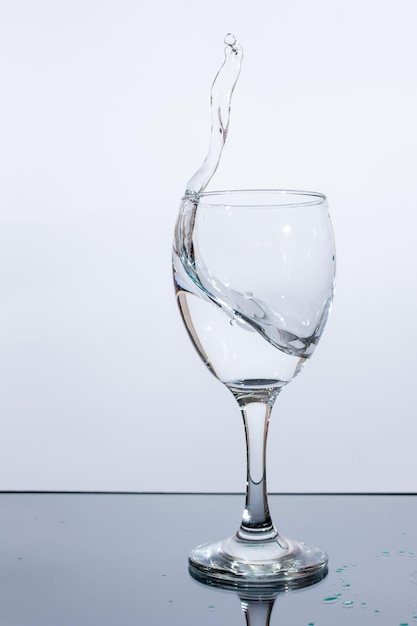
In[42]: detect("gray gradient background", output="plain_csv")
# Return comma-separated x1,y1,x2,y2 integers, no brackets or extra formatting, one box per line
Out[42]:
1,0,416,492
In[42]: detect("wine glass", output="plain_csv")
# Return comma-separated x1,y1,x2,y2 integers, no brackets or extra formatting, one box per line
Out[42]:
172,189,335,588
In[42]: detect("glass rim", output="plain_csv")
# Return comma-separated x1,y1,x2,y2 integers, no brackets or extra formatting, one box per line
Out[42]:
184,189,327,208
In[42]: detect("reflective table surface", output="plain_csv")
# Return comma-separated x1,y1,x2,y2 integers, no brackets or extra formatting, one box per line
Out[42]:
0,492,416,625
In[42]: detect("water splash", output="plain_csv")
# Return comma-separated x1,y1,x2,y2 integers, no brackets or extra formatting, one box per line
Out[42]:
185,34,243,195
173,35,335,384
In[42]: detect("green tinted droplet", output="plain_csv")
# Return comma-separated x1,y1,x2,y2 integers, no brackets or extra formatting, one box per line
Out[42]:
398,550,405,556
360,602,367,608
342,600,354,608
374,609,380,615
381,550,390,557
342,583,351,588
323,596,339,604
409,551,415,557
208,605,215,611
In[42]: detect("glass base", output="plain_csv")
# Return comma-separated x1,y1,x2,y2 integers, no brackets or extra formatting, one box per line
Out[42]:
189,533,328,590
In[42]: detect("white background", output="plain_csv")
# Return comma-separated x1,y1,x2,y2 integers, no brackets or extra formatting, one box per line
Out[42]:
1,0,416,492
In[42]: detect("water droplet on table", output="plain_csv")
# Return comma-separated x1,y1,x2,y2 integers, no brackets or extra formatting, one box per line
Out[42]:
323,596,339,604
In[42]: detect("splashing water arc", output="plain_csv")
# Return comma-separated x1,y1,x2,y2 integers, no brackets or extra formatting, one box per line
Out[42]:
185,33,243,195
173,34,335,381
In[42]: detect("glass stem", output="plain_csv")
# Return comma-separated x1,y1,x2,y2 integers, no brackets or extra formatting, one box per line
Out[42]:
241,597,275,626
237,398,278,541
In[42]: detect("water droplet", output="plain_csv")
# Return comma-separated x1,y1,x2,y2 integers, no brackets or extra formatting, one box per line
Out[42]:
208,605,215,611
374,609,380,615
398,550,406,556
243,291,253,299
381,550,390,557
230,319,236,326
224,33,237,47
408,551,415,557
342,600,354,608
335,567,343,573
399,622,409,625
360,602,367,608
342,583,351,588
323,596,339,604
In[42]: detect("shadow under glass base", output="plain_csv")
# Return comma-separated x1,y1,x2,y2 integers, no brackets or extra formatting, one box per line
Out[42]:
189,533,328,590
